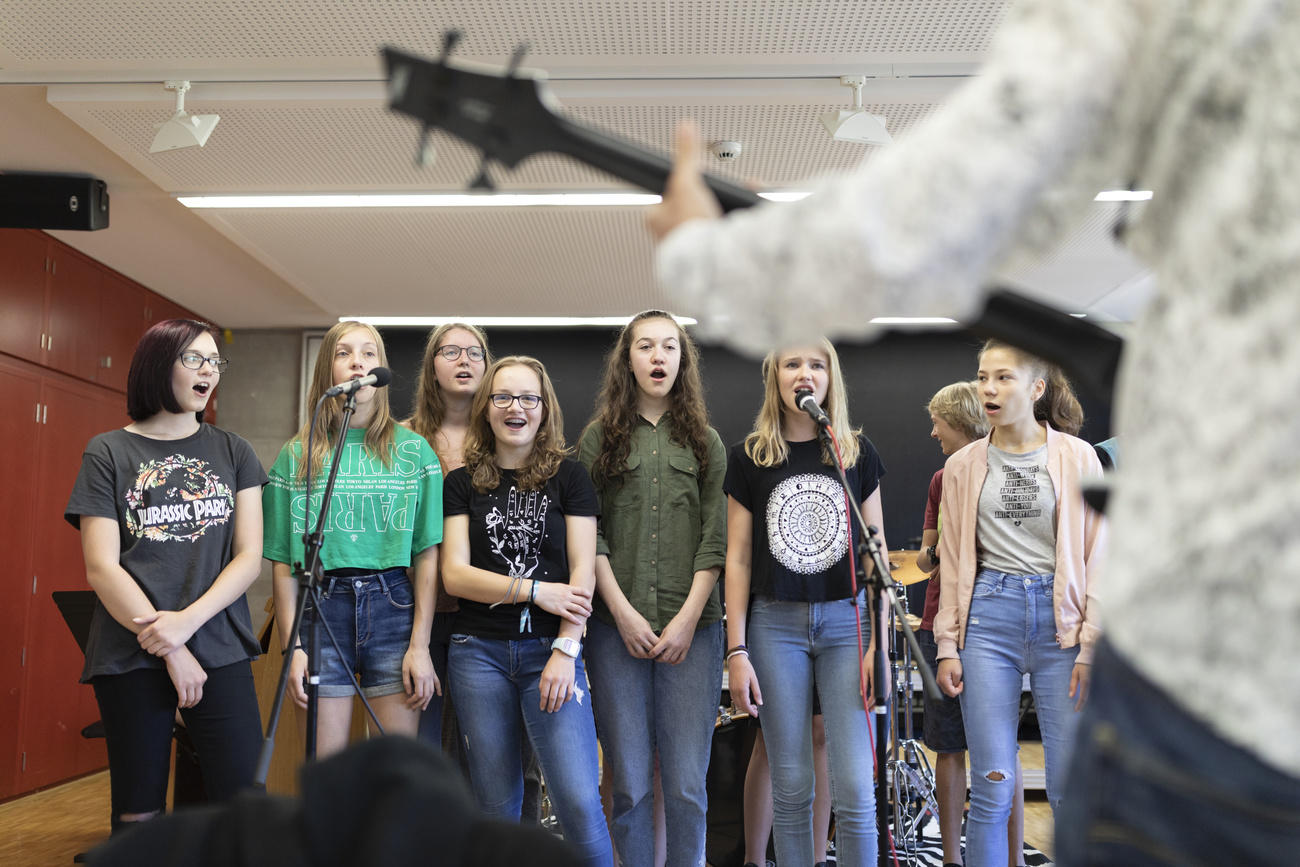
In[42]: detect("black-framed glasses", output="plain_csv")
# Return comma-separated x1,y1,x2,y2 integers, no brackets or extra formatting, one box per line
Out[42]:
436,344,486,362
178,351,229,373
489,393,542,410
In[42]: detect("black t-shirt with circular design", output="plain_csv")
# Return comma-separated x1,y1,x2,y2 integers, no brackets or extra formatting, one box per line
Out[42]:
723,435,885,602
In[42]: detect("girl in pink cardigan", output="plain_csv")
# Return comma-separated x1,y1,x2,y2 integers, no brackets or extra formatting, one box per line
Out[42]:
934,340,1106,867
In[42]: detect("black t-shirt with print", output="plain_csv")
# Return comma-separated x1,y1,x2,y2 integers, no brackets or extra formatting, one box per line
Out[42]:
724,435,885,602
64,425,268,680
444,459,599,640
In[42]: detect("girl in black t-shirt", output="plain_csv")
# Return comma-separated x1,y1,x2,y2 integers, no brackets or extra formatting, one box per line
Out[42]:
65,319,266,834
441,356,614,866
722,340,887,867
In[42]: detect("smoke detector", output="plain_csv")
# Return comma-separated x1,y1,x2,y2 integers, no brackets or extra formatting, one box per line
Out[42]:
710,140,743,161
821,75,892,145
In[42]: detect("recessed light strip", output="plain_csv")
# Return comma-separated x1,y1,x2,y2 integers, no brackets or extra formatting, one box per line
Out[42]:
177,191,815,209
179,189,1145,209
341,315,699,327
1094,190,1153,202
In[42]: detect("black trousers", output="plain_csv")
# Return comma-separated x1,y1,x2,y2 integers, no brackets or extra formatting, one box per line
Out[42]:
91,659,262,823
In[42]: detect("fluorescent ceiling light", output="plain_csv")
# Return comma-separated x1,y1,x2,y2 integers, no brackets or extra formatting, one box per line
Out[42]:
868,317,958,326
341,315,698,327
1094,190,1153,202
179,193,663,208
178,191,813,209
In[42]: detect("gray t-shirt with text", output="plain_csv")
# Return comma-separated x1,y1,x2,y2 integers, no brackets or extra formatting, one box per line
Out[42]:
976,443,1056,576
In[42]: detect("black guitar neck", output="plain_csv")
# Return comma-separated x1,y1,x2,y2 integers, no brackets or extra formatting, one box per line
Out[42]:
383,45,761,212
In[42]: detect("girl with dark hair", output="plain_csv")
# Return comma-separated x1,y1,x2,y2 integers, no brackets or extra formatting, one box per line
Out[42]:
405,322,492,746
577,311,726,867
441,356,613,866
263,321,442,757
724,340,887,867
934,341,1105,866
65,319,266,832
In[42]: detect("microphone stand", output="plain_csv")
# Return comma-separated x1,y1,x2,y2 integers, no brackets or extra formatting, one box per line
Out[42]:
255,389,387,786
815,423,941,866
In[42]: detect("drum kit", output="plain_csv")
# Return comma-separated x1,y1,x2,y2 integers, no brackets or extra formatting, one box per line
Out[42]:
711,550,941,866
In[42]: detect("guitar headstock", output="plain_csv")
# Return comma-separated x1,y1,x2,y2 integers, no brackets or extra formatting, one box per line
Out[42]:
384,34,567,180
383,31,762,211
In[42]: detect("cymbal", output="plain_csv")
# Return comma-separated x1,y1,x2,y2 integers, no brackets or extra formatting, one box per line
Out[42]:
888,549,932,586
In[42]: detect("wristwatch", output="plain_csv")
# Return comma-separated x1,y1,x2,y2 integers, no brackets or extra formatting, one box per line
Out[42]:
926,544,939,565
551,636,582,658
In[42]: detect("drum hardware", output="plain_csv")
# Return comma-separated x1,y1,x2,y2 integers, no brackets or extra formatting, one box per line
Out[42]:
885,553,941,864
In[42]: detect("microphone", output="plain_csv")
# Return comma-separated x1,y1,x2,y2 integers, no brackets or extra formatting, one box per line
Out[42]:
794,388,830,427
324,366,392,397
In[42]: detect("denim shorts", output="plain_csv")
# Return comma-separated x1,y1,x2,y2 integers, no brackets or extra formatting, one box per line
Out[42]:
917,627,966,752
311,567,413,698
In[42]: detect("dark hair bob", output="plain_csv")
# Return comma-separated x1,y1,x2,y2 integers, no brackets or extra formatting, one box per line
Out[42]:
126,318,220,422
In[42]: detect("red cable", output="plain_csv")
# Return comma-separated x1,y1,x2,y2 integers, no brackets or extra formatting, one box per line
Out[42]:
825,426,901,867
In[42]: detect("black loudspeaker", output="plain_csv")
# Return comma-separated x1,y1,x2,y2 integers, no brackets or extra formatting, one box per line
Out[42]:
0,172,110,230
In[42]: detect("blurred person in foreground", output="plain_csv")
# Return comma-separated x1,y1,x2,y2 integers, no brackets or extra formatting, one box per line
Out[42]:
649,1,1300,862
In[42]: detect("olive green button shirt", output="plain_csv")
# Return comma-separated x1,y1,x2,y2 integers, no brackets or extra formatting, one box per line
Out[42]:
578,416,727,631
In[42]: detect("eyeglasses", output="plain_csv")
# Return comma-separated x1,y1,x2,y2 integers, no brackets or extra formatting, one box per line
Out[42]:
178,351,229,373
436,344,486,362
489,393,542,410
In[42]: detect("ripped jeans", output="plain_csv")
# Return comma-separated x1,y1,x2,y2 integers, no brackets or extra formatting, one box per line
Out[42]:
958,570,1080,867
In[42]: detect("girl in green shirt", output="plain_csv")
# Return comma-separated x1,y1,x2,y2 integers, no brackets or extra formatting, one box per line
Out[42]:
579,310,727,867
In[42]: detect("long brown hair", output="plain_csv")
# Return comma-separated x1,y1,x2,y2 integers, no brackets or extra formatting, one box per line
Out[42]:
294,321,397,482
979,339,1084,435
406,322,493,463
584,310,713,487
744,339,861,468
463,356,570,493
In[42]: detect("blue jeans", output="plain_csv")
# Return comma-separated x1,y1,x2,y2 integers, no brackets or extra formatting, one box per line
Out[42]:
748,594,877,867
586,617,724,867
416,611,453,746
314,568,413,698
958,570,1080,867
448,633,613,867
1056,640,1300,865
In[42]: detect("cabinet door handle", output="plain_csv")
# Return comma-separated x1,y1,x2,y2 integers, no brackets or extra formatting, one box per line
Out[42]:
43,404,48,424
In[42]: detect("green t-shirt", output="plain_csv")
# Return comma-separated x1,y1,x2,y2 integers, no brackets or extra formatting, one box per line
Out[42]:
263,426,443,571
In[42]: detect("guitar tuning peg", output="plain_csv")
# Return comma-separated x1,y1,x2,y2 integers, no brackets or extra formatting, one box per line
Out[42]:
440,30,462,62
470,153,495,191
507,43,529,75
416,125,436,168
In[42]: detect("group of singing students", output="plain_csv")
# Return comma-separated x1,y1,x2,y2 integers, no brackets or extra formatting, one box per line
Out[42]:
65,309,1103,867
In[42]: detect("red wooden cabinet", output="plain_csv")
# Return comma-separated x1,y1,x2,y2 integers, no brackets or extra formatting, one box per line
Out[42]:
97,273,151,392
0,231,211,797
16,377,123,791
0,230,51,365
0,361,43,799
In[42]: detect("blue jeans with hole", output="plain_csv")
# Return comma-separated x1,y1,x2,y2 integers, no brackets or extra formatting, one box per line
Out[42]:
448,633,613,867
1056,640,1300,865
958,569,1080,867
748,593,877,867
586,617,723,867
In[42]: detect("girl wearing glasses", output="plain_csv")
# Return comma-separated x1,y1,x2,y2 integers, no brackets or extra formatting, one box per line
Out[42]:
723,340,887,867
263,321,442,757
441,356,613,866
405,323,491,747
65,319,266,833
577,310,726,867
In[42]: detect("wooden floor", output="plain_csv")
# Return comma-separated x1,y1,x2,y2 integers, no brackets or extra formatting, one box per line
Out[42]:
0,767,1055,866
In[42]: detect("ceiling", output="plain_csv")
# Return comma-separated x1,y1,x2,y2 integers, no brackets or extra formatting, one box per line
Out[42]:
0,1,1152,330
